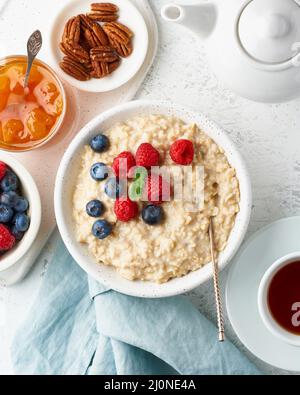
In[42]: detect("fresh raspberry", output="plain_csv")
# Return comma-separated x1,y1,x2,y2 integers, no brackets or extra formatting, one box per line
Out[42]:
114,198,138,222
146,174,171,204
112,152,136,178
170,139,194,165
136,143,160,168
0,161,7,181
0,224,15,251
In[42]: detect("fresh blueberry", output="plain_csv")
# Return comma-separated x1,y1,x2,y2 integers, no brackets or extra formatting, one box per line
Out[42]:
0,191,18,207
142,204,164,225
10,226,24,241
92,220,112,239
86,200,104,217
14,213,30,232
90,134,109,153
90,163,109,181
1,170,19,192
0,204,14,223
14,196,29,213
104,178,126,199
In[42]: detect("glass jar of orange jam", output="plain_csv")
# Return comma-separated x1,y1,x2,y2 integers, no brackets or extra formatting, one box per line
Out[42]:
0,56,65,151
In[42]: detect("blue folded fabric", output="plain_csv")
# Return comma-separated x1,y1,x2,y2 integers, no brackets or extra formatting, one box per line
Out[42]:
11,231,261,375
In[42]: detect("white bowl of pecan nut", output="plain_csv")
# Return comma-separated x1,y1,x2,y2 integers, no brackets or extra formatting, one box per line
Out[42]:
49,0,149,92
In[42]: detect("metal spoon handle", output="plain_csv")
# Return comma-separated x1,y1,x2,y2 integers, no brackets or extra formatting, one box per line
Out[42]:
209,218,225,342
24,30,43,88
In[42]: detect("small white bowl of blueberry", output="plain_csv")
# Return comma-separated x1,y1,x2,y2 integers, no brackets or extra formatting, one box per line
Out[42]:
0,152,41,272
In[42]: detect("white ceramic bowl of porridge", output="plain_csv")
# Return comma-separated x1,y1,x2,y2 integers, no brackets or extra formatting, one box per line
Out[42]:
55,100,252,298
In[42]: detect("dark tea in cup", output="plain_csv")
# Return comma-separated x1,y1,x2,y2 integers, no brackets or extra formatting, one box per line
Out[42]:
267,260,300,335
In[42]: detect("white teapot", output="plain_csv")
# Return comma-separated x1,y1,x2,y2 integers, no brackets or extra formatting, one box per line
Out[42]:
161,0,300,103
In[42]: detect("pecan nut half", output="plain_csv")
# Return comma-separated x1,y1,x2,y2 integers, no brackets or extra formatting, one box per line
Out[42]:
87,12,118,22
108,58,121,74
79,14,95,30
60,42,80,63
69,15,81,45
90,60,109,78
82,27,98,48
62,17,73,42
109,38,133,58
90,46,119,63
88,2,119,22
80,14,109,47
90,3,119,13
63,16,81,46
60,41,90,64
103,22,133,43
103,22,134,57
90,57,121,78
60,56,91,81
92,23,109,46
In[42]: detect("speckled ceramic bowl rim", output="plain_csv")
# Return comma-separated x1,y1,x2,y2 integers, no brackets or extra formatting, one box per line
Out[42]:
0,55,66,152
0,152,42,272
54,100,252,298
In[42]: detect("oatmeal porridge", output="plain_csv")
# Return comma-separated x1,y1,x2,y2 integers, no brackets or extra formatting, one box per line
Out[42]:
73,115,240,283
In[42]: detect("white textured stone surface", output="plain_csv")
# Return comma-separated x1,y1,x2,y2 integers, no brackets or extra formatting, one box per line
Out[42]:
1,0,300,375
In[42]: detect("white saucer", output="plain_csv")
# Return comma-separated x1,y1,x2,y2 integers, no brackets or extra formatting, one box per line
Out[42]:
226,216,300,372
49,0,149,92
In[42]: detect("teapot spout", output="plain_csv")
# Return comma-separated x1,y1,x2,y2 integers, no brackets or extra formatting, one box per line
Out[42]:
161,2,217,40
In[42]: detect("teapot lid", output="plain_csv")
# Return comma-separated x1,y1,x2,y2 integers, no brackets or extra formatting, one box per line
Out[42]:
239,0,300,63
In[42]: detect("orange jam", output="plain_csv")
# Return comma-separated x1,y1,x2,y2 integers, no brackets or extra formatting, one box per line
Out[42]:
0,57,64,151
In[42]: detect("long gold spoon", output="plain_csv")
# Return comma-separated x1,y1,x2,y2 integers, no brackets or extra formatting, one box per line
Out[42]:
209,217,225,342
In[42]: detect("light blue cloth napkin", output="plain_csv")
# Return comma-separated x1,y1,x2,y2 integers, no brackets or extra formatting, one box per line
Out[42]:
11,231,261,375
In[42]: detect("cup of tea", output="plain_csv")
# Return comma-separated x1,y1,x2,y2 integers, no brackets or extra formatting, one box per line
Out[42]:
258,252,300,346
